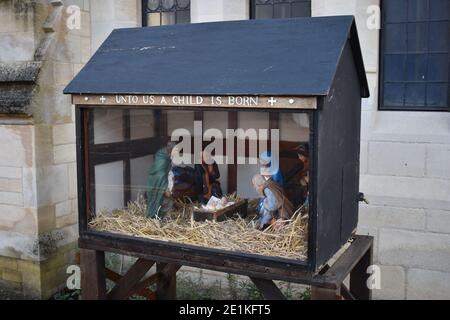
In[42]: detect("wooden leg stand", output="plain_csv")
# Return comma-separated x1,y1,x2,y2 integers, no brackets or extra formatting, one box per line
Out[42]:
79,235,373,300
80,249,106,300
350,243,373,300
311,235,374,300
156,263,181,300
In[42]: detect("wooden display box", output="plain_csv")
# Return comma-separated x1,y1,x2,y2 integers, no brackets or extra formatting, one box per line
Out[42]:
65,16,369,274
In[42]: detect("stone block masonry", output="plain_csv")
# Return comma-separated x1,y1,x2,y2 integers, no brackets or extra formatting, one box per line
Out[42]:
0,0,91,298
0,0,143,299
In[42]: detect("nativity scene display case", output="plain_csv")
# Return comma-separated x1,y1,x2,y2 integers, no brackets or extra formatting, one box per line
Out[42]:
65,16,369,275
78,107,312,264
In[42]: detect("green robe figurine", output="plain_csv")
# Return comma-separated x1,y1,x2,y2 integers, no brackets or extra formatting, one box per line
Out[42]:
146,147,172,218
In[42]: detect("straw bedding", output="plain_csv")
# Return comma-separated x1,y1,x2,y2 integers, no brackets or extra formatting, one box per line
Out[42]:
89,195,308,260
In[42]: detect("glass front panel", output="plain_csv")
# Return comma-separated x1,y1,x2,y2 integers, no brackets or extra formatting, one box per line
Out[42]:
94,161,124,211
93,109,123,144
85,107,311,262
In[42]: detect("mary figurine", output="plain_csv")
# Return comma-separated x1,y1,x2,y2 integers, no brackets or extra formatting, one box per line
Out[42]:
146,142,176,218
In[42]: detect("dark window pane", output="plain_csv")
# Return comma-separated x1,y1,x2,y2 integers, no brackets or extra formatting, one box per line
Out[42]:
406,54,428,81
427,83,449,107
256,4,273,19
161,11,175,25
384,83,405,107
385,0,408,23
408,0,429,21
292,2,311,17
429,21,449,52
144,0,190,27
176,10,190,24
384,23,407,53
147,0,160,11
162,0,175,10
427,53,449,81
407,22,428,52
274,3,290,18
381,0,449,110
430,0,449,20
384,54,406,81
405,83,426,106
177,0,190,9
253,0,310,19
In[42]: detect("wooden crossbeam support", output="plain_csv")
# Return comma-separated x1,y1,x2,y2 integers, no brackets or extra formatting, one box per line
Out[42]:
129,272,161,297
107,258,155,300
105,268,157,300
249,277,286,300
105,268,122,282
311,286,342,300
340,284,356,300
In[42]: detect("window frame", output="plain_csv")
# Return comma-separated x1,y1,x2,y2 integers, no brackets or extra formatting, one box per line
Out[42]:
142,0,191,27
378,0,450,112
249,0,311,20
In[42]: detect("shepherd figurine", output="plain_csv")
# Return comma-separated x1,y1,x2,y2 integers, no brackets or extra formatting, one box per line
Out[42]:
252,174,294,230
258,151,285,188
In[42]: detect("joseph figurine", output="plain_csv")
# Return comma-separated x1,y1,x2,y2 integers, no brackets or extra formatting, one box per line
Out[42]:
252,174,294,230
146,142,176,218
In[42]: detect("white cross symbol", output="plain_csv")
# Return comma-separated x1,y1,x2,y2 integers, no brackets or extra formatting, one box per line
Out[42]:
100,96,106,103
268,97,277,106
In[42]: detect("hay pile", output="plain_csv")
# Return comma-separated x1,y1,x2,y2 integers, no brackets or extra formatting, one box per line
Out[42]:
89,196,308,260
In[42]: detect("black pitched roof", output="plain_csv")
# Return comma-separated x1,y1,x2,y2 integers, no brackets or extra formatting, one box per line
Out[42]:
64,16,369,98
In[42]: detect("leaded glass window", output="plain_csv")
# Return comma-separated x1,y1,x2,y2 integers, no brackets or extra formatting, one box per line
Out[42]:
380,0,450,111
142,0,190,26
250,0,311,19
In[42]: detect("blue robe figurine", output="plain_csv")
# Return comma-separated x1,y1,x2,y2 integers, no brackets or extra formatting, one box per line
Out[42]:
146,146,172,218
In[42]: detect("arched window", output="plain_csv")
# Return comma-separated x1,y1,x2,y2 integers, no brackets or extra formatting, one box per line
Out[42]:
142,0,190,26
250,0,311,19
